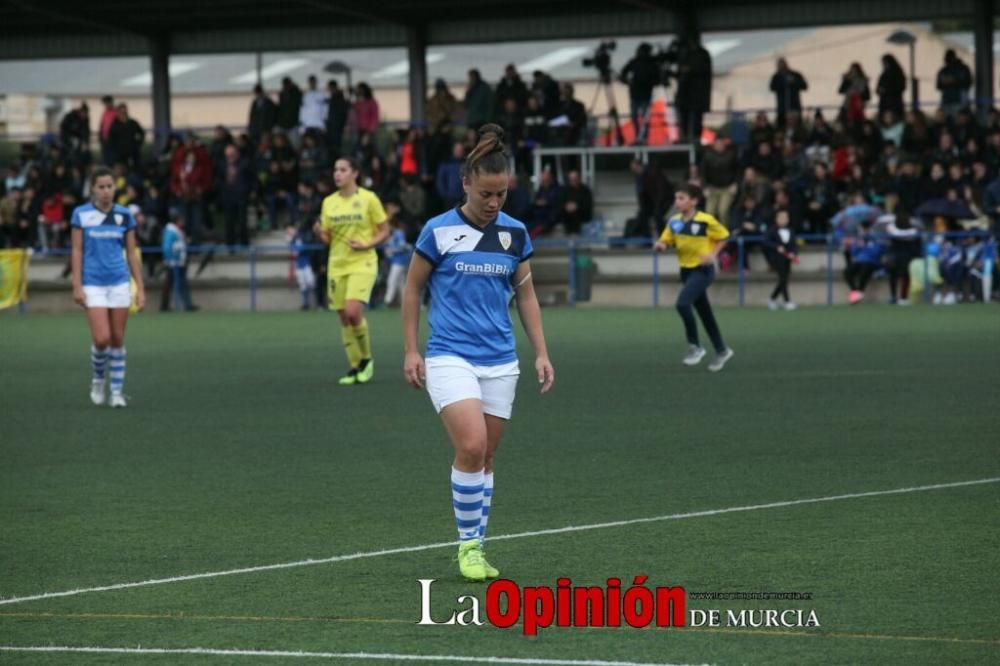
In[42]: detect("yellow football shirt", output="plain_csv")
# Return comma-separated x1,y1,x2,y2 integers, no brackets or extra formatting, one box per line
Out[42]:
320,187,387,276
658,210,730,268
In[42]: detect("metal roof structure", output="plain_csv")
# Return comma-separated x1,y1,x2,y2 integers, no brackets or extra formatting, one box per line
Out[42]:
2,0,995,146
0,30,813,96
0,0,994,59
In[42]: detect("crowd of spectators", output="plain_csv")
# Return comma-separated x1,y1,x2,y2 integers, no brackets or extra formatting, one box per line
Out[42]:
1,49,997,303
0,63,596,263
627,49,997,303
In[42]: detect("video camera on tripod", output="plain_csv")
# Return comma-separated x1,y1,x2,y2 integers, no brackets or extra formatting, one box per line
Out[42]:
582,40,617,83
653,38,686,87
581,40,623,145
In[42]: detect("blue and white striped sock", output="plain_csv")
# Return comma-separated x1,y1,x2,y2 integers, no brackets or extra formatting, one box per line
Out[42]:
108,347,127,396
90,345,108,381
451,467,484,543
479,471,494,546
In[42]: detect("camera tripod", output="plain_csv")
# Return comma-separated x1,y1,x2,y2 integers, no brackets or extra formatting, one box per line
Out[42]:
589,71,625,146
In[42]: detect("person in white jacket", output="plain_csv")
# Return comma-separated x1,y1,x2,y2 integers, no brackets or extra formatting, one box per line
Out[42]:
299,75,329,136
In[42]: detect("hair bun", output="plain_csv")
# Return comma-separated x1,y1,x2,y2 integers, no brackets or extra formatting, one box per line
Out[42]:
477,123,505,142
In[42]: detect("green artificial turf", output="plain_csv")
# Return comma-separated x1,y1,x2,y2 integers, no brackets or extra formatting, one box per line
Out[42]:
1,306,998,664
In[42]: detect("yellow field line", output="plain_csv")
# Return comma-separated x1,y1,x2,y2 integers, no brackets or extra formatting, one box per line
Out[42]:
2,611,997,646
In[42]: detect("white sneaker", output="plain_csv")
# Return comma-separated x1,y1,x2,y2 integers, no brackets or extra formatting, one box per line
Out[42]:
109,393,127,408
90,379,106,405
768,298,780,311
943,292,957,305
898,298,910,306
682,345,707,366
932,292,943,305
708,348,735,372
784,301,798,311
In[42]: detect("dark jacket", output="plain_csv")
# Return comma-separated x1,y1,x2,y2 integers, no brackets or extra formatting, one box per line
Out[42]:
277,82,303,130
248,95,278,143
770,70,808,116
764,224,798,259
700,148,739,188
217,157,256,206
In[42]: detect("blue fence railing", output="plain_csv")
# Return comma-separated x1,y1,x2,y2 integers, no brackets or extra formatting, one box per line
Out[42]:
18,230,997,311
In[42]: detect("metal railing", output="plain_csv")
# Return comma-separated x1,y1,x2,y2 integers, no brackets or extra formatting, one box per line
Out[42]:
17,231,995,311
532,144,695,189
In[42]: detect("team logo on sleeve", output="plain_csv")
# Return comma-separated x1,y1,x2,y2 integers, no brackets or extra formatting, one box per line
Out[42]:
498,231,512,250
670,220,685,233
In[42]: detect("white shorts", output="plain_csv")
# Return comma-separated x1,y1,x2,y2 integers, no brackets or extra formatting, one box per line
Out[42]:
83,282,131,309
425,355,520,419
295,265,316,291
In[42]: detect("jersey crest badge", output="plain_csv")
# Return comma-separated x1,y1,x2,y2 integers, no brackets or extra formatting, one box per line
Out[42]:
498,231,511,250
670,220,685,233
114,214,124,226
690,222,701,235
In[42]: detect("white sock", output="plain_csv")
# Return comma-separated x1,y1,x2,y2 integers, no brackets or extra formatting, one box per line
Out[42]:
451,467,484,542
479,471,494,546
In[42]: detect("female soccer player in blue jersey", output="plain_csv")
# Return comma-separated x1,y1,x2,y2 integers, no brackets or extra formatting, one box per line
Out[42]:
402,124,555,582
71,166,146,408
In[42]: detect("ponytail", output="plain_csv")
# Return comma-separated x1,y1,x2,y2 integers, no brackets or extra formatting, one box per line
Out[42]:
463,123,512,179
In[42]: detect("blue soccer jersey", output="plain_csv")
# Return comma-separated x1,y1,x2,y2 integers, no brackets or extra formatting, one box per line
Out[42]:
71,203,136,286
415,208,533,366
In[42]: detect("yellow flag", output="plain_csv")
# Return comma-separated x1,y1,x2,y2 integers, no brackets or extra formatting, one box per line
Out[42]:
0,249,30,310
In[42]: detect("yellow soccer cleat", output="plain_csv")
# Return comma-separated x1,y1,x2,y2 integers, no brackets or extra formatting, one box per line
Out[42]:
456,540,487,582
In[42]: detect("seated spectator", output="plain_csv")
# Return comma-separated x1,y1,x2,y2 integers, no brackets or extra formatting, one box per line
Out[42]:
901,110,932,159
946,161,970,201
802,162,838,235
528,169,560,237
931,132,960,166
554,170,593,235
435,142,465,210
502,173,532,222
298,131,328,185
921,161,950,201
728,193,767,270
748,140,783,181
844,219,884,304
399,176,427,227
749,111,774,148
879,111,903,148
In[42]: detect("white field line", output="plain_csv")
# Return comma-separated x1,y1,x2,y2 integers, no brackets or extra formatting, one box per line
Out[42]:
1,477,997,607
0,646,707,666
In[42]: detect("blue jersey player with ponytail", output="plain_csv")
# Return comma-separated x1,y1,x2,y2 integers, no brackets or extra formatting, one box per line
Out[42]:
402,124,555,582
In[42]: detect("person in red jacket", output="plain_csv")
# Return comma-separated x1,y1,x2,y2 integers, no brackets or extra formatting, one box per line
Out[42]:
351,82,380,149
169,133,214,244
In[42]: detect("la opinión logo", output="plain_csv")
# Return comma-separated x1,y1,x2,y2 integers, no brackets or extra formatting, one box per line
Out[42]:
417,576,686,635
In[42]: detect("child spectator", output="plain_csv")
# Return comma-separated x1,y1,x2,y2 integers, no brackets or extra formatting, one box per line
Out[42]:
885,210,921,305
844,219,884,304
765,209,799,310
161,213,196,312
288,224,315,310
381,202,412,307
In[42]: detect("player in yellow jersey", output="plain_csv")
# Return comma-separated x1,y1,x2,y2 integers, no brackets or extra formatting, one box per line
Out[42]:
315,157,389,385
654,184,735,372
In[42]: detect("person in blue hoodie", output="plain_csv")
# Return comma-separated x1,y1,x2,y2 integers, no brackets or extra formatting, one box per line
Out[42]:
161,212,196,312
381,203,412,306
844,218,884,304
288,224,316,310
